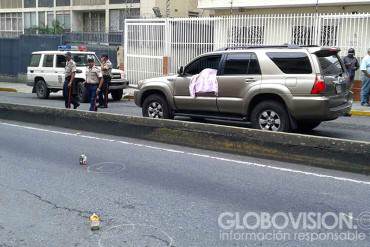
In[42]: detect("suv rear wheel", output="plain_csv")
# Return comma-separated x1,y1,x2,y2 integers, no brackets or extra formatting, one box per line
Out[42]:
251,101,290,132
296,121,321,132
35,79,50,99
142,94,173,119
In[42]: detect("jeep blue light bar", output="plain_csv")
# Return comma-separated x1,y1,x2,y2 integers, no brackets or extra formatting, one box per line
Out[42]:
58,45,87,51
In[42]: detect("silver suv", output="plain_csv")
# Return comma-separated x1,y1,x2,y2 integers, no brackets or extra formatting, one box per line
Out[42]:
134,45,352,132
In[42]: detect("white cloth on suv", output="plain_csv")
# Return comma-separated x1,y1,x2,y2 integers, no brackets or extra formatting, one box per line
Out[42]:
189,68,218,97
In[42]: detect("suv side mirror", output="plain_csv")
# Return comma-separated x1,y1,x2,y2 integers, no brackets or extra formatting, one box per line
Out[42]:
178,66,184,76
76,69,83,74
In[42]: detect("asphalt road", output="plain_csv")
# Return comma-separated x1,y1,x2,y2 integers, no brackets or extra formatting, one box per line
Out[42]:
0,120,370,247
1,91,370,142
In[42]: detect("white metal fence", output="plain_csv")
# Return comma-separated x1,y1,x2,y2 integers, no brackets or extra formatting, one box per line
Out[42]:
125,13,370,85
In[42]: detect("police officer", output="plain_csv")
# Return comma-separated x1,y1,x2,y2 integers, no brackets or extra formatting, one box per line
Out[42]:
64,52,80,109
85,58,104,111
98,54,112,108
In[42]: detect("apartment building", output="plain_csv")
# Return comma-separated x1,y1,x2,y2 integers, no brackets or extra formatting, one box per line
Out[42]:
0,0,199,35
198,0,370,15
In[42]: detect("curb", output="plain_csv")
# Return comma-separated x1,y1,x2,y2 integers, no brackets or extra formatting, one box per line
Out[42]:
351,110,370,117
0,102,369,174
0,87,17,93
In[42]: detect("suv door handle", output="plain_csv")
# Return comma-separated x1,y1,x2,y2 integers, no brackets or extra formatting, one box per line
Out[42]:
245,78,257,82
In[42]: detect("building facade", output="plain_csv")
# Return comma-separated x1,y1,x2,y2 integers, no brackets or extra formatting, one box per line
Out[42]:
0,0,199,35
198,0,370,15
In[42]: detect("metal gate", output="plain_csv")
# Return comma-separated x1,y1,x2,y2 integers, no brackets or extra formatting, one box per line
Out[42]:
125,13,370,85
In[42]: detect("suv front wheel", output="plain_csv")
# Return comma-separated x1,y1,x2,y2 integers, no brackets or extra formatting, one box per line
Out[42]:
142,94,173,119
251,101,290,132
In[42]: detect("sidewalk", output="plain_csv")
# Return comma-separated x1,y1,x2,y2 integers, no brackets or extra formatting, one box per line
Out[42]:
0,82,31,93
351,102,370,117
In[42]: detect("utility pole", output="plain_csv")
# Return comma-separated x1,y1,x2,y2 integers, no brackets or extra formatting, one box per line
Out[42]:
166,0,171,17
315,0,319,14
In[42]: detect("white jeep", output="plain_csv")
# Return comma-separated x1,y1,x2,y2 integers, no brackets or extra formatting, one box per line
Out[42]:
27,50,129,102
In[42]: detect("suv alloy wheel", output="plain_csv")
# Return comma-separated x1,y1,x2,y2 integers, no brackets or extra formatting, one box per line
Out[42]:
142,94,173,119
251,101,290,132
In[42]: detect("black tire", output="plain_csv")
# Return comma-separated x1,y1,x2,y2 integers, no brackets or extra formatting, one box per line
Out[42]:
35,79,50,99
296,121,321,132
111,90,123,101
142,94,173,119
251,100,290,132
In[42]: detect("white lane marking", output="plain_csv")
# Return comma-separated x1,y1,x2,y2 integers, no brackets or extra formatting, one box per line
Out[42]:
1,121,370,186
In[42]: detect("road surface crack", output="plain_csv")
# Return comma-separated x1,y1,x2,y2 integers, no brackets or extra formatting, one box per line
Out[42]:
21,189,93,219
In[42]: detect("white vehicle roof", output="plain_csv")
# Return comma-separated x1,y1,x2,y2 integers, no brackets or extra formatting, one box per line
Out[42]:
32,51,96,55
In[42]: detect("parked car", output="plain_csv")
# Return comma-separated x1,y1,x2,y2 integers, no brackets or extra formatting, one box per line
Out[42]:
134,45,352,132
27,50,129,102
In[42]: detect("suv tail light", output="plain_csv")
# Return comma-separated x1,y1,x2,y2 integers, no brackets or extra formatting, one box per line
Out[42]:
311,75,326,94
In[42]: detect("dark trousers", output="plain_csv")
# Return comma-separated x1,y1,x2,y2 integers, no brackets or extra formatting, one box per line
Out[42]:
99,76,110,107
63,78,79,108
86,84,98,111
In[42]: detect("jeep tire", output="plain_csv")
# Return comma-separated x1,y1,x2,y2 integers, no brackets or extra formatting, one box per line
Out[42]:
35,79,50,99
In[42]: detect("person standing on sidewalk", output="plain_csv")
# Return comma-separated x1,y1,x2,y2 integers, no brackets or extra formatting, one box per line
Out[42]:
63,52,80,109
360,48,370,106
85,58,104,111
98,54,112,108
343,48,359,116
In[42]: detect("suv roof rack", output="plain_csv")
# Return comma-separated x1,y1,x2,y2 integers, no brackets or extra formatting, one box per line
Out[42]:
218,44,319,51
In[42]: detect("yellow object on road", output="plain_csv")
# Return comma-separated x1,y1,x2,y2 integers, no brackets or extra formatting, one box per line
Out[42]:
90,213,100,231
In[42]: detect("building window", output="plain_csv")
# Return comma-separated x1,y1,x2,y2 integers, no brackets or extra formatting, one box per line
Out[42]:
39,0,54,7
73,0,105,5
47,12,54,27
109,9,140,32
0,0,22,8
321,25,338,46
83,12,105,32
24,0,36,8
0,13,22,31
38,12,46,27
292,26,314,46
56,0,70,6
24,12,37,29
109,0,140,3
56,11,71,30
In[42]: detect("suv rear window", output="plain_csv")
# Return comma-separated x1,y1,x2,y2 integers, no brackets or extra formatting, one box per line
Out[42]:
267,52,312,74
317,54,344,76
30,54,41,67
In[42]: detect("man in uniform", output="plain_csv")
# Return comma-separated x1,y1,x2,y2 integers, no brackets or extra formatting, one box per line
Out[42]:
98,54,112,108
85,57,104,111
63,52,80,109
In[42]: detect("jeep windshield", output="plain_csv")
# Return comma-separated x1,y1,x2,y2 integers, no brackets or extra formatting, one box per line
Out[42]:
72,54,101,67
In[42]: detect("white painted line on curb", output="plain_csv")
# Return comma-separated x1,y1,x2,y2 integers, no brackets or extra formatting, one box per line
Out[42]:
1,121,370,186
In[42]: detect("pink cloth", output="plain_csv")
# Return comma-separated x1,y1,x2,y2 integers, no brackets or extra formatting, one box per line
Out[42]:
189,68,218,97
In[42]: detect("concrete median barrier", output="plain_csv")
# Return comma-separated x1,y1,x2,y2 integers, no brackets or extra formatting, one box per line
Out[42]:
0,102,369,174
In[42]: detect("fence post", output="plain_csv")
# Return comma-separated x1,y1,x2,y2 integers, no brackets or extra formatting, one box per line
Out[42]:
124,20,128,80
